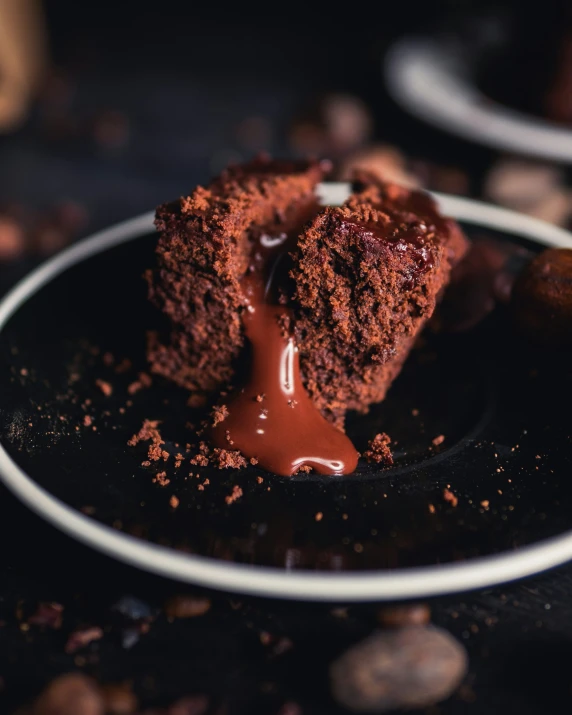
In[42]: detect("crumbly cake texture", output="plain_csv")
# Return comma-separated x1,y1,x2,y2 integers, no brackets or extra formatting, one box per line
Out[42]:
146,156,328,399
290,176,468,424
148,159,468,427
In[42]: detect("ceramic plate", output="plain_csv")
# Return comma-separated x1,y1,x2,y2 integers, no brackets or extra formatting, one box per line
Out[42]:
0,184,571,601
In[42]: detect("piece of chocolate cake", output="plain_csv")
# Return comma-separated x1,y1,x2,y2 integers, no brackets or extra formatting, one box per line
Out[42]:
147,157,468,475
290,177,468,424
147,156,328,400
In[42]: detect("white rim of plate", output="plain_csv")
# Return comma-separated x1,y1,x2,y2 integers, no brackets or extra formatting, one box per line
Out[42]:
1,183,572,602
384,37,572,163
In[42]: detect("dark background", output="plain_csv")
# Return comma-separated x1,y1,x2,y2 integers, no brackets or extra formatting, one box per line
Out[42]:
2,1,572,713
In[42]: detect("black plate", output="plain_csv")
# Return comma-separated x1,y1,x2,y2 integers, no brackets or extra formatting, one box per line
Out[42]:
0,223,571,583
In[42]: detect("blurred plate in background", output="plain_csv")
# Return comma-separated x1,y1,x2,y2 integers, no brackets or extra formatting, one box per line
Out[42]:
385,36,572,163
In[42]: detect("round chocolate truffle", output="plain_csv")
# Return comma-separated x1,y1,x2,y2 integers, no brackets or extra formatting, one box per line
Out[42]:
511,248,572,345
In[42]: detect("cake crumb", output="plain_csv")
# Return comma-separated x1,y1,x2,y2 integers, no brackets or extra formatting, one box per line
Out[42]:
256,393,265,402
127,372,152,395
115,358,132,373
315,512,323,522
148,444,163,462
432,434,446,446
190,440,211,467
443,488,458,507
153,471,170,487
257,476,264,484
83,415,92,427
128,419,162,447
213,448,247,469
95,379,113,396
174,453,184,468
428,504,436,514
211,404,229,427
412,408,419,417
165,595,211,619
225,485,243,505
295,465,313,474
188,393,207,408
170,495,180,509
363,433,393,466
480,500,490,508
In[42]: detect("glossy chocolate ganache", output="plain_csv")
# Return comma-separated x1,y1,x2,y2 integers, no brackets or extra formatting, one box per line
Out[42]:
148,157,468,478
210,221,359,476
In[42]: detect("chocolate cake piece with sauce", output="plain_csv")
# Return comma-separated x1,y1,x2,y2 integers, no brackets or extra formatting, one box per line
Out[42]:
147,159,467,475
290,176,468,425
146,156,329,403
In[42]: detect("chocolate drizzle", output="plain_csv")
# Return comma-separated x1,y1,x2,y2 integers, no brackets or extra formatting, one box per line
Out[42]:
211,219,359,477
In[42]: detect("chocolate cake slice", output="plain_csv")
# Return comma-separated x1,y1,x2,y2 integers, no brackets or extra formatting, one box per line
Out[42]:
147,156,328,402
147,157,468,474
291,177,468,424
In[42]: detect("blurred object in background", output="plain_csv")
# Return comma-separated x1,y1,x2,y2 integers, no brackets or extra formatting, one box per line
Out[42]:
409,160,470,196
0,199,87,263
0,0,47,132
289,93,374,158
339,144,420,187
479,1,572,126
484,157,572,227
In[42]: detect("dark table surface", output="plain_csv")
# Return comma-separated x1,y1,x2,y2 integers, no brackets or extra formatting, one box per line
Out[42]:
1,4,571,713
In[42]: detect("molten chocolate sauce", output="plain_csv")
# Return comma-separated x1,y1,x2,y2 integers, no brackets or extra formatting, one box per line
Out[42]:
211,223,358,477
